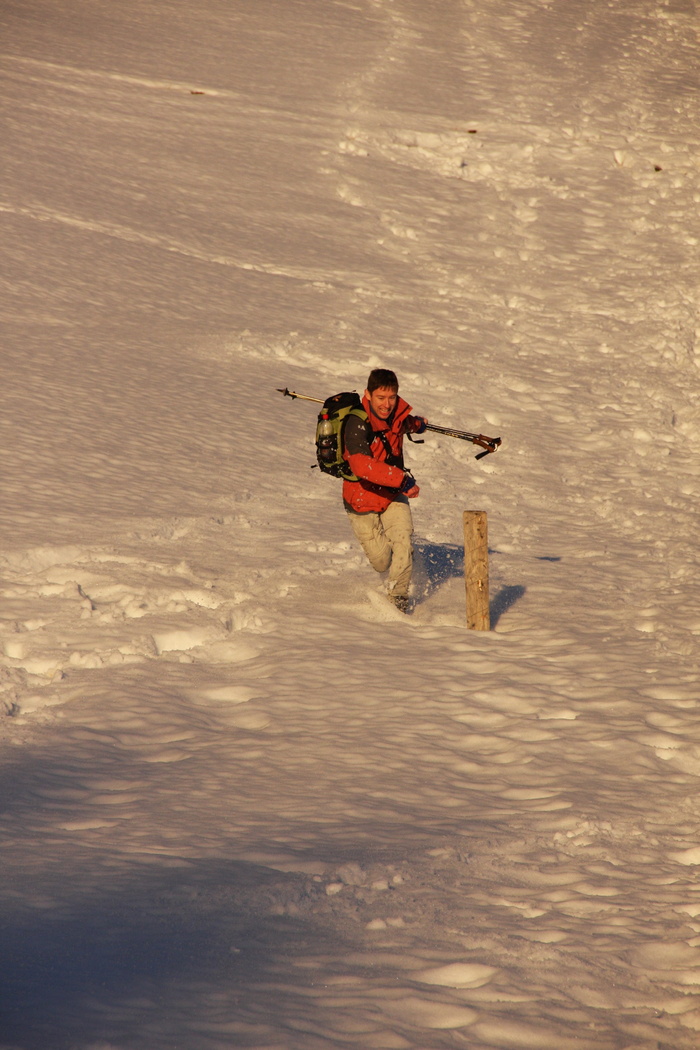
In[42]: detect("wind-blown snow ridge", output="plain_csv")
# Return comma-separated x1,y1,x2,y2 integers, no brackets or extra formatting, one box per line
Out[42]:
2,53,226,96
0,199,369,286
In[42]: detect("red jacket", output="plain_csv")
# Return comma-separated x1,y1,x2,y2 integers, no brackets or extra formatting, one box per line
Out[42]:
342,394,418,514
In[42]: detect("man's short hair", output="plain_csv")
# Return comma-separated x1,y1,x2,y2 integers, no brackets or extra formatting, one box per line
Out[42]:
367,368,398,393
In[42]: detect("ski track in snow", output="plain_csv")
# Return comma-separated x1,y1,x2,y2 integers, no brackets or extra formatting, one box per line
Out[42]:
2,0,700,1047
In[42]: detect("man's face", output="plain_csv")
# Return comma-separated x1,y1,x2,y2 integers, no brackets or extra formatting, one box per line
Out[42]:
366,386,398,420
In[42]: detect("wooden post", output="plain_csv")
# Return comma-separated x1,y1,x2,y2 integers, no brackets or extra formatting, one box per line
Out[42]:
463,511,490,630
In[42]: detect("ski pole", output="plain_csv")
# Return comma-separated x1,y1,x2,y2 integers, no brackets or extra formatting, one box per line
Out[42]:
422,423,501,460
277,387,324,405
278,387,502,459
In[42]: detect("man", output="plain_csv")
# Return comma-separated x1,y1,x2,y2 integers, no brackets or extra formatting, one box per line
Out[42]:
342,368,427,613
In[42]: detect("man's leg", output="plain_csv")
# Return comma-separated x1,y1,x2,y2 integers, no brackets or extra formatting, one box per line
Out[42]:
346,509,392,574
380,497,414,598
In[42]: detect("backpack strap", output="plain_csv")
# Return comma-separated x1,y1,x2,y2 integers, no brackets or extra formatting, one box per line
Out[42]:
368,423,404,470
341,411,404,476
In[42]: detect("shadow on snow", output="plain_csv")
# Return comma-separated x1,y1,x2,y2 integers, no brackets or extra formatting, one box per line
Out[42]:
0,734,492,1050
413,540,526,626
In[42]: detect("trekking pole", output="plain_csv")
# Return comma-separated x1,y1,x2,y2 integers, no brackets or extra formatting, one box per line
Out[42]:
277,387,324,405
422,423,501,460
278,387,502,460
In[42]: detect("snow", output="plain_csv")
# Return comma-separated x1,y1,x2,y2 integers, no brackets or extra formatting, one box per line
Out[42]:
1,0,700,1046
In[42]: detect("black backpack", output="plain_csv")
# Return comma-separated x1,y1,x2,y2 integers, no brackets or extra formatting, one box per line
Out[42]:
315,391,404,481
315,392,366,481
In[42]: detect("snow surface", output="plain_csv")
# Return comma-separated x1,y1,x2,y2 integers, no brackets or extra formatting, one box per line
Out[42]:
1,0,700,1046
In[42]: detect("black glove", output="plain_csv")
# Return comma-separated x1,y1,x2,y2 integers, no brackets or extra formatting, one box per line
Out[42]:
399,472,420,498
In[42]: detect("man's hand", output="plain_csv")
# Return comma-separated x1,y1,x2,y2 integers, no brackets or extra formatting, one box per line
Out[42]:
399,472,420,498
408,416,428,434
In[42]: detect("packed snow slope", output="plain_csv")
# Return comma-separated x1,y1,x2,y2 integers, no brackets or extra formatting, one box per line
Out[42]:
2,0,700,1047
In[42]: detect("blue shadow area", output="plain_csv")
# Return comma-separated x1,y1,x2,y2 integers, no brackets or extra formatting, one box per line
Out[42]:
490,584,527,628
414,541,527,626
413,540,464,603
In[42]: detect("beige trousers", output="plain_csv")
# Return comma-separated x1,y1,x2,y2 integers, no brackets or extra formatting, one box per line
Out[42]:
346,497,414,597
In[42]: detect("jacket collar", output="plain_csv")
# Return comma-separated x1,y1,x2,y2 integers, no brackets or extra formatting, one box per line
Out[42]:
362,393,412,431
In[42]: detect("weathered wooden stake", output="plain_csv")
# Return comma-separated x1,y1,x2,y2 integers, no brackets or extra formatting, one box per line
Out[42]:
463,510,490,630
